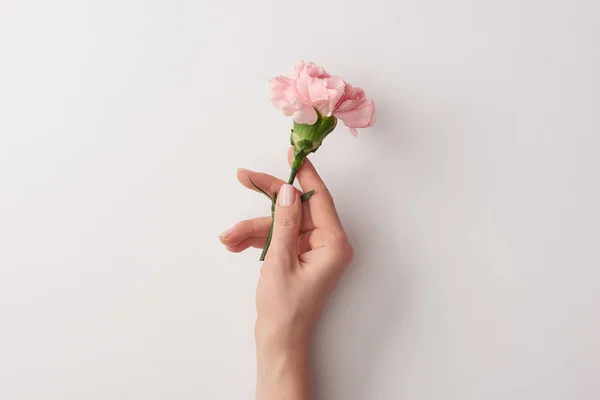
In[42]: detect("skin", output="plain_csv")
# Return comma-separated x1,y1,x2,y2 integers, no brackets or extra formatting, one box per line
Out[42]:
219,150,354,400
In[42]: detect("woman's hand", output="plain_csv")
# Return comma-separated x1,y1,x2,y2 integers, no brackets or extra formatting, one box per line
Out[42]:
219,152,354,399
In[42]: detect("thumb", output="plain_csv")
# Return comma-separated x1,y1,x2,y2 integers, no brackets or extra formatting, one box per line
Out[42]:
268,184,302,259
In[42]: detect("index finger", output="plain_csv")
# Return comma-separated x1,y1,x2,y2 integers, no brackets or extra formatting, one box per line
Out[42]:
237,168,286,197
287,148,343,230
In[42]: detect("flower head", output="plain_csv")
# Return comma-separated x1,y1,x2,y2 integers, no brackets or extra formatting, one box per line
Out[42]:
270,61,345,125
270,61,376,136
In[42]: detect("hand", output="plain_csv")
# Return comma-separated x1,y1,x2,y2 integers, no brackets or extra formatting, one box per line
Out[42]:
219,152,354,399
220,153,354,339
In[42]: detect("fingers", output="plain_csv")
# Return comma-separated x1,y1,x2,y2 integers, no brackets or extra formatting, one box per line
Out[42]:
287,148,342,229
219,217,272,247
268,184,302,261
237,166,315,231
226,237,267,253
237,168,286,198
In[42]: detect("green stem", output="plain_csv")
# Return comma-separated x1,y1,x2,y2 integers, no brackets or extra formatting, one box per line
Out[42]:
287,167,299,185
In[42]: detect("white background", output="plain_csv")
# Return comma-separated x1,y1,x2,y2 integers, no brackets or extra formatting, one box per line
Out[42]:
1,1,599,399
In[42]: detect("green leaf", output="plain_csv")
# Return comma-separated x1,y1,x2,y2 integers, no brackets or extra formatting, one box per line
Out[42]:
259,216,274,262
300,190,315,203
271,192,277,213
248,176,272,200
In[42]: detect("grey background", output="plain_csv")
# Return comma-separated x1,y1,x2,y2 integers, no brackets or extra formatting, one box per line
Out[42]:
1,0,599,399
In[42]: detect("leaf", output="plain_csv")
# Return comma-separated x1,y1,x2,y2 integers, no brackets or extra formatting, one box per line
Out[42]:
259,216,274,262
271,192,277,213
248,176,272,200
301,190,315,202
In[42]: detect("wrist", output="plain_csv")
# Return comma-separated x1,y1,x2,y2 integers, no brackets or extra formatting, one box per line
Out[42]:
254,318,312,350
255,320,311,400
255,318,311,355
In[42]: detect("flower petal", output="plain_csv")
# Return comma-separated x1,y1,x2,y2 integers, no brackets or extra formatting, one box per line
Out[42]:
312,76,345,116
270,76,300,116
293,106,318,125
335,99,376,128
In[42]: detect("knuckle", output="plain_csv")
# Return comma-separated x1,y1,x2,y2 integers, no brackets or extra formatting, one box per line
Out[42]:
277,214,298,228
346,241,355,262
329,233,354,265
330,231,349,249
236,220,253,235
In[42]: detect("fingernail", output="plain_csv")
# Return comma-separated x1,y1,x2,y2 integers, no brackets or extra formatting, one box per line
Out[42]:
219,227,234,238
237,168,250,173
278,184,296,207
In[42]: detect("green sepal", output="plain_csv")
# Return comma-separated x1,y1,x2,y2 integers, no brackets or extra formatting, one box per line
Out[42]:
295,139,313,151
290,112,338,162
301,190,315,202
292,113,337,146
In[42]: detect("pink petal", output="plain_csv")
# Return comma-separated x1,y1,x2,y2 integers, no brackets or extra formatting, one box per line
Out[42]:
334,84,365,113
293,106,318,125
293,61,339,111
312,76,345,116
292,61,330,79
269,76,299,116
334,99,376,128
294,68,311,104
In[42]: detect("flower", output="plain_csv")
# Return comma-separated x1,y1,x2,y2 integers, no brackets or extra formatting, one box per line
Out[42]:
270,62,345,125
270,61,375,136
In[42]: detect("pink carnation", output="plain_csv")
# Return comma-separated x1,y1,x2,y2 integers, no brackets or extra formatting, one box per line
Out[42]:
270,61,376,136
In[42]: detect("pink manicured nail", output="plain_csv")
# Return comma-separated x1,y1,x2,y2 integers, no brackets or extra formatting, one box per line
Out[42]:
278,184,296,207
219,227,234,238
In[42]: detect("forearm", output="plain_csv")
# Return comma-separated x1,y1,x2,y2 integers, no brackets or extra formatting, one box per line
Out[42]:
255,324,311,400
